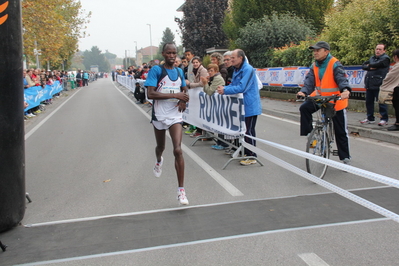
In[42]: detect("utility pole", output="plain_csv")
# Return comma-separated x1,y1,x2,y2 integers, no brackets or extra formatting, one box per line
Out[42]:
147,24,153,60
134,41,138,66
34,40,41,68
125,50,127,69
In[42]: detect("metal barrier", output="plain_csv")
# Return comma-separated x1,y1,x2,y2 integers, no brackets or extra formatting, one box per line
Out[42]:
242,134,399,223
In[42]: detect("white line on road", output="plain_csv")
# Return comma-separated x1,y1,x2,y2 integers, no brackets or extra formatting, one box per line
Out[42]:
25,89,82,140
113,83,243,196
19,218,387,266
261,113,300,125
298,253,330,266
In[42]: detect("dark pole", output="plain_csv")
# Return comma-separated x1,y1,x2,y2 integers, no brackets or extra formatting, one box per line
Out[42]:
0,0,26,232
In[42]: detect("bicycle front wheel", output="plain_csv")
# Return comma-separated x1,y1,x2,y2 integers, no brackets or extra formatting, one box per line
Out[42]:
306,127,330,179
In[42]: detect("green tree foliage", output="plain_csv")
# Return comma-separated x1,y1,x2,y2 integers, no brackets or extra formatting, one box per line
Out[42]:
156,27,176,59
159,27,175,49
225,0,333,40
177,0,229,57
269,39,315,67
83,46,110,72
236,13,316,67
322,0,399,65
104,50,117,61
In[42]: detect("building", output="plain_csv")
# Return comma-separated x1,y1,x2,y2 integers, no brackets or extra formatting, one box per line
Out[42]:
136,46,158,66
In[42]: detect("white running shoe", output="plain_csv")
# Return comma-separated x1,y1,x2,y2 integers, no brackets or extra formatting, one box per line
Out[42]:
153,157,163,177
177,188,189,205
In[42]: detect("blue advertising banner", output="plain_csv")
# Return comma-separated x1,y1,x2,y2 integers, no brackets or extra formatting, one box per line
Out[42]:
24,81,63,111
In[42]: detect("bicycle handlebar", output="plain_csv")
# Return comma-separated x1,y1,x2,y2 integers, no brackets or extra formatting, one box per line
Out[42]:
296,94,341,103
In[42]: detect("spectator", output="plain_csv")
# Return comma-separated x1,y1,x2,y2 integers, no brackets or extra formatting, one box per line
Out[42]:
141,66,149,80
217,49,262,166
83,71,89,86
185,56,208,138
379,48,399,131
181,56,188,79
23,70,31,89
68,71,76,89
134,82,145,104
223,51,234,85
186,56,208,89
222,51,239,155
296,41,351,164
201,64,229,150
210,52,228,83
76,70,82,87
174,56,184,70
184,48,195,83
25,70,35,87
201,64,225,96
361,44,390,126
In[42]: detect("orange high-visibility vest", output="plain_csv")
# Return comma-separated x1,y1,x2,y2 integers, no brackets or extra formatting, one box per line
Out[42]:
312,57,348,111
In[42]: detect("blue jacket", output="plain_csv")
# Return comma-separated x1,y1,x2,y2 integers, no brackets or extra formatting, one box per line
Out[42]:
223,58,262,117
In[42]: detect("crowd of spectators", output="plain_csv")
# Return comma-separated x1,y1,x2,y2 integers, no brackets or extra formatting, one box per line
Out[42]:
23,68,99,120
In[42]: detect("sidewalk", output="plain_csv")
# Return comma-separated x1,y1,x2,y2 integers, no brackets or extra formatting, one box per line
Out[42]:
260,97,399,145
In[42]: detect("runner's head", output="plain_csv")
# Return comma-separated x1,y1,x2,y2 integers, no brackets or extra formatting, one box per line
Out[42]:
162,43,177,67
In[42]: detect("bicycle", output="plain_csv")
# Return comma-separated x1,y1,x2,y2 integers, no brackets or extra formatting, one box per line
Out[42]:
299,95,340,179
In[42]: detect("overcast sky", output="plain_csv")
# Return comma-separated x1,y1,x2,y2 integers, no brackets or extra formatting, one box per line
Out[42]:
78,0,185,58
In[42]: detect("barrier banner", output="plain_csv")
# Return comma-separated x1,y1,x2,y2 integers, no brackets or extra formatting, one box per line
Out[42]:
183,87,246,136
24,81,63,111
117,76,246,136
256,66,367,92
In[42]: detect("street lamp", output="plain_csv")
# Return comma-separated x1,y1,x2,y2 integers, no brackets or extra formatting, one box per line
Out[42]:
147,24,153,60
134,41,137,65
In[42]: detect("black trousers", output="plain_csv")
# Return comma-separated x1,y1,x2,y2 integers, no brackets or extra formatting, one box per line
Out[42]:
393,87,399,124
300,100,350,160
244,115,258,157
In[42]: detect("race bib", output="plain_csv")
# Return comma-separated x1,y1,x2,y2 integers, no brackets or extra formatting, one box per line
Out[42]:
160,86,180,102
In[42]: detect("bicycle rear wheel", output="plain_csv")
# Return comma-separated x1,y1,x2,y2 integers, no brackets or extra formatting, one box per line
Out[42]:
306,127,330,178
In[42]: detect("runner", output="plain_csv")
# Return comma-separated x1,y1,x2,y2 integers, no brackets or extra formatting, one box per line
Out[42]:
145,43,190,205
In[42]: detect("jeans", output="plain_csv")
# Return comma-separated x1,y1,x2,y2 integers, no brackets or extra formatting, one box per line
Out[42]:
366,89,388,121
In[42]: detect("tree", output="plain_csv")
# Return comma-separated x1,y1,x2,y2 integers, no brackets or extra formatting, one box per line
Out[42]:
236,12,316,67
224,0,333,42
322,0,399,65
83,46,110,72
159,27,175,49
177,0,229,57
22,0,91,69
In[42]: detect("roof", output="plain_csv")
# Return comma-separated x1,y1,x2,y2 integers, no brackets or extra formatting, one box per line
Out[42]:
138,46,159,56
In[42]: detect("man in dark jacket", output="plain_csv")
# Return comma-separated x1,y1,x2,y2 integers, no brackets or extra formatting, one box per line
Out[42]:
360,44,390,126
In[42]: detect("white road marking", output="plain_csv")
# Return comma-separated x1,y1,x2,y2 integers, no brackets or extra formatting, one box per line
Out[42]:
261,113,300,125
25,89,82,140
18,218,387,266
298,253,330,266
113,83,243,197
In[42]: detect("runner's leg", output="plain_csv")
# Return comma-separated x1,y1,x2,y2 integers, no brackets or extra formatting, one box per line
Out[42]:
168,123,184,187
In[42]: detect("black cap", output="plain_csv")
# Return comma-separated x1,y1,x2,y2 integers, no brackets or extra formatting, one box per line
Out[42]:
309,41,330,50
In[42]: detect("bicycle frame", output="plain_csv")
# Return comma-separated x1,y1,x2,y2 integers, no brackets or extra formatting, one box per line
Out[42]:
305,95,340,178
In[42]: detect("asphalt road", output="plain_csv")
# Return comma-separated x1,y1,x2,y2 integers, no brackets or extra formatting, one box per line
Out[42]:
1,77,399,266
